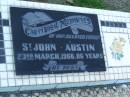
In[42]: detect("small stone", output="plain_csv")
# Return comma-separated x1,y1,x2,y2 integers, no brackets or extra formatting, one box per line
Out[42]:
113,86,116,90
66,0,74,4
104,87,107,90
97,94,102,97
10,94,16,97
66,90,71,93
22,94,28,97
54,95,58,97
120,84,128,89
34,92,39,96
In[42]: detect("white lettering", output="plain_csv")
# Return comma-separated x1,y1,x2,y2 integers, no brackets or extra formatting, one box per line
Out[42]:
65,44,95,52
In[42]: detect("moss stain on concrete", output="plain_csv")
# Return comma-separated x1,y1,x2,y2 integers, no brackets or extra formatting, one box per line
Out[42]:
34,0,130,12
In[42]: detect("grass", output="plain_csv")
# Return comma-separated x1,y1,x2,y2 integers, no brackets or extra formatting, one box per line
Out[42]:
73,0,106,9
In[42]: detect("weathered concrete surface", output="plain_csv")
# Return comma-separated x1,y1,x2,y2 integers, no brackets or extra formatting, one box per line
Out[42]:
35,0,66,4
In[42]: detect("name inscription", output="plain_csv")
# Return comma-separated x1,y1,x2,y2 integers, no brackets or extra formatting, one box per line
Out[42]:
22,43,95,52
